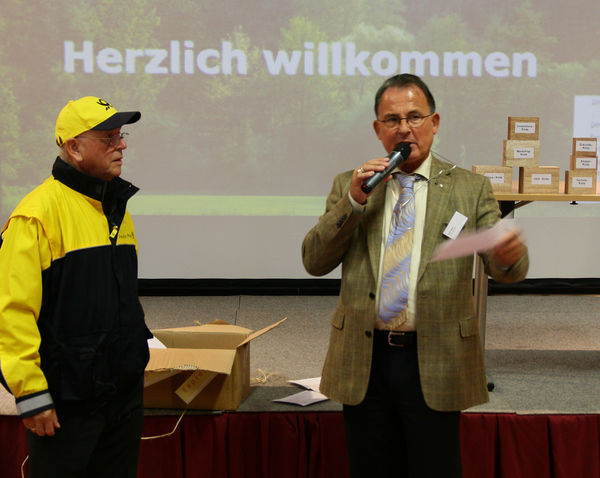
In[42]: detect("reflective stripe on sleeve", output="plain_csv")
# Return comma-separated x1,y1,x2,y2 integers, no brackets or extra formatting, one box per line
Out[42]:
16,392,54,416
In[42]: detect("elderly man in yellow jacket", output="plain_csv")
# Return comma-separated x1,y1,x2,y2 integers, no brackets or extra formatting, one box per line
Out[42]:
0,96,151,478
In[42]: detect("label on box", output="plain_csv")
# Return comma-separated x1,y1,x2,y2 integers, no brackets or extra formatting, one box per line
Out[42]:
513,147,534,159
514,122,536,134
571,176,594,188
175,370,218,404
531,174,552,185
484,173,506,184
575,140,597,153
575,157,596,169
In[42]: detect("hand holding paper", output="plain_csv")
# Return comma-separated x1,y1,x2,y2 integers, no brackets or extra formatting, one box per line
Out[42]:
489,226,527,268
431,219,524,263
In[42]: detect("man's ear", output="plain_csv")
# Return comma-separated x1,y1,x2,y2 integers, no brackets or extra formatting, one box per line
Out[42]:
64,138,83,164
431,112,440,135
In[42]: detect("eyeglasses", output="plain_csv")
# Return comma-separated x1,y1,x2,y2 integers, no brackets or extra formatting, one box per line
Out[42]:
78,132,129,148
377,114,433,129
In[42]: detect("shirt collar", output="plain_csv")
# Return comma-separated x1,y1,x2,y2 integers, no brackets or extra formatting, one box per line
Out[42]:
413,153,432,181
392,152,432,181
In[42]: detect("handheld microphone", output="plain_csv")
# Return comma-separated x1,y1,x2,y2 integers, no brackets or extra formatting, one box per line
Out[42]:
360,142,412,194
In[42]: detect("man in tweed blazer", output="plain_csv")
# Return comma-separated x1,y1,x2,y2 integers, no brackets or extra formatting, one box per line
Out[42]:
302,74,528,478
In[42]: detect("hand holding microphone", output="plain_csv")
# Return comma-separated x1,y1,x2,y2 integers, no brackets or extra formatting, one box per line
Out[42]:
360,142,412,194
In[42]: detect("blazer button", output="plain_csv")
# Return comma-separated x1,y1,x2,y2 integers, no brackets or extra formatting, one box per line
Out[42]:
369,292,375,299
365,330,372,338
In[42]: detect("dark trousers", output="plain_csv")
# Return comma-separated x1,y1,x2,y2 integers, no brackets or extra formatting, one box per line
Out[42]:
26,381,144,478
343,331,462,478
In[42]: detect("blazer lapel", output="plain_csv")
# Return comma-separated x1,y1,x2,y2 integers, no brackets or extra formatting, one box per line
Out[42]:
418,157,455,281
363,183,387,281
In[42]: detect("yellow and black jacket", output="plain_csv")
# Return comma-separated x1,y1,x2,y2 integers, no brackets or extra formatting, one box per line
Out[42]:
0,158,150,417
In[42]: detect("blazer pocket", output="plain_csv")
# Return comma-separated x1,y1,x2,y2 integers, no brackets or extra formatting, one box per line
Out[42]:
331,306,345,330
459,316,477,338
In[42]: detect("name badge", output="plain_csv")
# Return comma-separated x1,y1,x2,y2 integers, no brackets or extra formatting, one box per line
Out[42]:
443,212,468,240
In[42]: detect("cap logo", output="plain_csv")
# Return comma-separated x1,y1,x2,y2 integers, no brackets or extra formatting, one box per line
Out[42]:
97,99,112,110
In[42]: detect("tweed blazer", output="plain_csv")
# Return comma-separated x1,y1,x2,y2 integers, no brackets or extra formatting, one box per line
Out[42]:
302,156,529,411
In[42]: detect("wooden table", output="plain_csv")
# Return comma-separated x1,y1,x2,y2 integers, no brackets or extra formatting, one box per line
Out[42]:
494,192,600,217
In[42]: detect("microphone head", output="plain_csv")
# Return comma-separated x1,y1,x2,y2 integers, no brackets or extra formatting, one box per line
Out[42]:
394,142,412,158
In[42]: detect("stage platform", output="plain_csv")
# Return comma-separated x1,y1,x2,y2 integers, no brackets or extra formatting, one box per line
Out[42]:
1,295,599,477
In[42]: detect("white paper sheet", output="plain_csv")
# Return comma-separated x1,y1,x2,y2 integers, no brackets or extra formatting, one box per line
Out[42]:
431,218,516,262
147,337,167,349
273,390,329,407
288,377,321,392
273,377,329,406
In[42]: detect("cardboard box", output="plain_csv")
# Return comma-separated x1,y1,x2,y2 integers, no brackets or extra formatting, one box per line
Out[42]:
503,140,540,167
570,155,598,170
507,116,539,140
472,165,513,192
572,138,597,157
518,166,560,194
144,318,286,410
565,170,597,195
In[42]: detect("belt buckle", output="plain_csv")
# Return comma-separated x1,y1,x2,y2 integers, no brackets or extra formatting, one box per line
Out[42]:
388,331,407,347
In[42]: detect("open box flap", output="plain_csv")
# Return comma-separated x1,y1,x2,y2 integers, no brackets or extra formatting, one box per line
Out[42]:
146,348,236,375
152,325,251,349
238,317,287,347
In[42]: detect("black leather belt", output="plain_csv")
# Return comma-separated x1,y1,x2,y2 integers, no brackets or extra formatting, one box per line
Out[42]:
374,329,417,348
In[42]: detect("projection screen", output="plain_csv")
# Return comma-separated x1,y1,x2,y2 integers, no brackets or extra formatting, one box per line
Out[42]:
1,0,599,279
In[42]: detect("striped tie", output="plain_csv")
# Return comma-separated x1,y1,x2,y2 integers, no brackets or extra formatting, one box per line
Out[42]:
377,173,417,329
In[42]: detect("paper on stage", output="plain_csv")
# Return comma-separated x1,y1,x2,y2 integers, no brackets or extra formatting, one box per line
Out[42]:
431,218,517,262
273,390,329,407
273,377,329,406
288,377,321,392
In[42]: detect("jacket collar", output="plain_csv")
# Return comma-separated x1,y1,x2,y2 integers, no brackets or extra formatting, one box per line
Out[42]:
51,157,138,203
